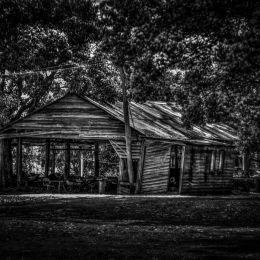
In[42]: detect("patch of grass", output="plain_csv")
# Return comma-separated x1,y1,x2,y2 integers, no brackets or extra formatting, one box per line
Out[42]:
0,195,260,259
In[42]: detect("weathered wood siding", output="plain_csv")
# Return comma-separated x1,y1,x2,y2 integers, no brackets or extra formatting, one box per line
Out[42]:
181,146,235,194
110,140,141,159
1,94,138,140
141,142,171,194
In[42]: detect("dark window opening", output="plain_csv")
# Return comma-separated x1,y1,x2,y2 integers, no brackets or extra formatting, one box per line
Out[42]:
204,150,212,182
169,145,182,192
218,150,225,174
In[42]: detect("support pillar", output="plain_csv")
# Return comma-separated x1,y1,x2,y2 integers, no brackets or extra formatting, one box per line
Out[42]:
118,158,124,182
179,146,186,194
120,158,129,182
80,150,84,177
94,142,99,178
65,140,70,179
0,139,13,189
45,139,50,177
51,149,56,175
242,153,249,176
16,138,22,188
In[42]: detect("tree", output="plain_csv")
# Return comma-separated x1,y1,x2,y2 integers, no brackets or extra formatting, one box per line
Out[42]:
99,0,260,155
0,0,119,127
99,0,166,192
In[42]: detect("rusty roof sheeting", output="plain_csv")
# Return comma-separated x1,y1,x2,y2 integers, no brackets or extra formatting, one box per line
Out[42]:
0,93,238,144
106,101,238,143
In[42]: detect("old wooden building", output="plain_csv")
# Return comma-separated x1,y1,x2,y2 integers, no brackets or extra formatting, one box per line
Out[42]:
0,93,238,194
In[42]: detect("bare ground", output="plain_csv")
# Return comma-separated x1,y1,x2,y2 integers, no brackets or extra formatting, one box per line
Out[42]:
0,194,260,259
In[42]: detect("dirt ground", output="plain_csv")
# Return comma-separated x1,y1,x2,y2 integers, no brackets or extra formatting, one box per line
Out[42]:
0,194,260,259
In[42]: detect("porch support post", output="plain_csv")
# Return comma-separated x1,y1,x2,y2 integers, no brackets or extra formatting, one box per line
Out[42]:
6,139,13,187
179,145,186,194
16,137,22,188
80,149,84,177
135,141,146,194
45,139,50,177
118,158,124,182
94,142,99,178
0,139,13,189
51,149,56,175
242,152,249,175
65,140,70,179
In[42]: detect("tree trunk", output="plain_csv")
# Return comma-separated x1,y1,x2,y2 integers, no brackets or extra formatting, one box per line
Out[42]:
119,66,135,194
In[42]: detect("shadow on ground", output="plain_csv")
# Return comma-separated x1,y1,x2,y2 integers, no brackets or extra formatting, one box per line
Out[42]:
0,194,260,259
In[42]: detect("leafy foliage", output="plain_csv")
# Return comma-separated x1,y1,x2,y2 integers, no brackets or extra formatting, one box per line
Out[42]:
0,0,260,153
0,0,119,126
99,0,260,152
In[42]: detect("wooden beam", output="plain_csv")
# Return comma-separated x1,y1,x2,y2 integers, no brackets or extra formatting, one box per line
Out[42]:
94,142,99,178
45,139,50,177
135,141,146,194
178,146,186,194
16,138,22,188
64,140,70,179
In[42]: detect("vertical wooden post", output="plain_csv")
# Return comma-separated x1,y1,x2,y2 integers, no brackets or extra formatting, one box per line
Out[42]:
242,152,248,175
0,139,4,188
80,150,84,177
16,138,22,188
94,142,99,178
178,146,186,194
45,139,50,177
119,66,135,193
65,140,70,179
5,139,12,187
0,139,13,188
117,158,125,194
175,145,178,169
51,149,56,175
118,158,124,182
135,141,146,194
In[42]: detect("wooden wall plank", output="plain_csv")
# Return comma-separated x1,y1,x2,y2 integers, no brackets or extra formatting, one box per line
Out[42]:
181,146,234,194
2,95,140,140
135,141,146,194
141,142,171,194
110,141,142,159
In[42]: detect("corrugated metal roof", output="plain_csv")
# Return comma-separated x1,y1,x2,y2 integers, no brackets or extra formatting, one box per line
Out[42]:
104,100,238,143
